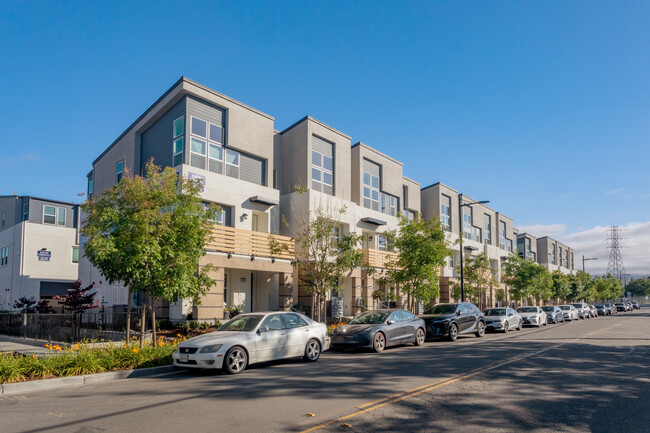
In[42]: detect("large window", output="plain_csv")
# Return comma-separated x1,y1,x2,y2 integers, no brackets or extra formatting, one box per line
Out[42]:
499,221,506,250
87,178,93,201
363,171,380,211
190,116,226,173
551,244,556,265
472,226,482,243
380,193,397,217
484,214,491,244
173,116,184,166
225,149,239,178
313,150,334,194
441,195,451,231
43,206,56,225
463,207,472,240
116,160,123,183
57,208,66,226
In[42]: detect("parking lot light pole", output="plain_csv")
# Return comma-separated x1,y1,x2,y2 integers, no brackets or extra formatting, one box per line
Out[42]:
458,193,489,303
582,255,598,272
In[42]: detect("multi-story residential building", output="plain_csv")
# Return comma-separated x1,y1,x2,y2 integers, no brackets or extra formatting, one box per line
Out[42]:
0,195,80,310
420,183,516,307
275,117,420,315
81,77,294,321
536,236,575,275
516,233,538,262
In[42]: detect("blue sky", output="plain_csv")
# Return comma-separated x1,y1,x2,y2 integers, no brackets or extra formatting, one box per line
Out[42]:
1,1,648,274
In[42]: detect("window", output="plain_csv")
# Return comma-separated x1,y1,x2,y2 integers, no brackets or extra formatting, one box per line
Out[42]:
23,203,28,221
363,171,380,211
507,239,513,252
273,169,278,189
0,246,7,266
284,313,307,328
208,143,223,174
1,211,4,227
57,208,66,226
172,116,184,166
43,206,56,225
571,252,574,269
87,178,93,200
313,150,334,194
463,207,472,240
551,244,556,265
380,193,398,217
441,195,451,231
564,250,569,267
116,160,123,183
525,238,532,259
484,214,491,244
72,246,79,263
404,209,415,221
260,314,286,331
472,226,482,242
189,116,225,172
190,137,207,169
378,234,387,251
499,221,506,250
191,117,207,138
225,149,239,178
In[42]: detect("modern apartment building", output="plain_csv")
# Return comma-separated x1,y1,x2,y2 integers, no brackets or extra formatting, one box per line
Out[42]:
536,236,575,275
516,233,538,262
81,77,294,321
420,183,516,306
275,117,421,315
0,196,80,310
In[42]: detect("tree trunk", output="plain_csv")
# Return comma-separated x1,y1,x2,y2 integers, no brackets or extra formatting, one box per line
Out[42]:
150,294,157,345
140,290,147,348
126,295,131,342
311,292,315,320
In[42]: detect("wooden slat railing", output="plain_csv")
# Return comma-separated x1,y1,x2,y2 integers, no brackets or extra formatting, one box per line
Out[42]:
205,225,295,260
360,248,398,269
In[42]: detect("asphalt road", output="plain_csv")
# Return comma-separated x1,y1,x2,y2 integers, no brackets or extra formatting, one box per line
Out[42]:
2,310,649,433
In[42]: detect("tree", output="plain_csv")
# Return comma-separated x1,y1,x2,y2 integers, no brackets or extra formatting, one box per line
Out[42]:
286,187,363,322
385,215,450,312
551,271,572,302
82,160,217,346
626,277,650,297
592,274,624,301
54,280,97,340
503,254,552,305
452,252,498,310
567,271,592,301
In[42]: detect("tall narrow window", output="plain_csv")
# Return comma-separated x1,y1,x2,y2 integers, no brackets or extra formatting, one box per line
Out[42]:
312,136,334,195
483,214,491,244
87,178,93,200
72,246,79,263
116,160,123,183
363,172,380,211
173,116,184,166
23,203,28,221
499,221,506,250
57,208,66,226
463,207,472,240
225,149,239,178
441,195,451,231
43,206,56,225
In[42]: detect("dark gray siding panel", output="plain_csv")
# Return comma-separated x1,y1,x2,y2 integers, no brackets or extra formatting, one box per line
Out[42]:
186,96,225,135
141,98,187,171
240,153,265,186
0,197,17,231
29,198,77,228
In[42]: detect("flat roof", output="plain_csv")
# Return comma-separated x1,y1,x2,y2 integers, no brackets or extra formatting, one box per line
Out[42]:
0,195,79,207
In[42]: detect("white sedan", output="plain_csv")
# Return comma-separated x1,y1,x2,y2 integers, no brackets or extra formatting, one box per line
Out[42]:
172,311,330,374
516,306,548,327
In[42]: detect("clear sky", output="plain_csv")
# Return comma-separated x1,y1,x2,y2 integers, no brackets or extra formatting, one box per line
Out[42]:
1,1,648,275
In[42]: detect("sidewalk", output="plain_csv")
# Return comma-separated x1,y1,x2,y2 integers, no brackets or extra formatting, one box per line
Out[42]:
0,335,55,356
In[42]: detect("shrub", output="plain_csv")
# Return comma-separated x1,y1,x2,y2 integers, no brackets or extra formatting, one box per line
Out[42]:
214,318,222,329
156,319,174,331
188,321,199,330
197,322,210,330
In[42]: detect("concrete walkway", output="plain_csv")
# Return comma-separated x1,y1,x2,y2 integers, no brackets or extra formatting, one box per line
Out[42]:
0,335,55,356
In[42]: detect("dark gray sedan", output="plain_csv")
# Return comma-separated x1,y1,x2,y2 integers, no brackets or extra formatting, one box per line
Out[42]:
330,309,426,352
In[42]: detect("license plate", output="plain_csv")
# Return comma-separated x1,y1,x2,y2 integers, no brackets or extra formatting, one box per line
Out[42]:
180,354,189,362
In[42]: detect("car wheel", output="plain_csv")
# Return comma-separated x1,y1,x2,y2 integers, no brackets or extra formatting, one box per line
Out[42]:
373,332,386,353
414,328,426,346
503,322,509,333
224,346,248,374
518,320,523,330
304,338,321,362
448,323,458,341
475,321,485,338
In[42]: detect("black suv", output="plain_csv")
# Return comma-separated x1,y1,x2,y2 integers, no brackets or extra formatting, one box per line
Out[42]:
419,303,486,341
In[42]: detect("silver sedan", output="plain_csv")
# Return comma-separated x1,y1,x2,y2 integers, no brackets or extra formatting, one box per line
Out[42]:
483,307,522,333
516,306,548,327
172,312,330,374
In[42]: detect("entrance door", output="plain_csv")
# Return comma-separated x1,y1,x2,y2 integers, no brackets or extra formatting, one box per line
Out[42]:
252,214,259,232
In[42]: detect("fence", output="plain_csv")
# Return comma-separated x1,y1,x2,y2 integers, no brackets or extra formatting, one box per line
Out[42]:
0,309,151,343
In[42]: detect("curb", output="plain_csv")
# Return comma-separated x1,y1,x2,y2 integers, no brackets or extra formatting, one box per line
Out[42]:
1,365,177,396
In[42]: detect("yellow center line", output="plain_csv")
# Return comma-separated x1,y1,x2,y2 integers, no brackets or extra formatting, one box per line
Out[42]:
300,318,633,433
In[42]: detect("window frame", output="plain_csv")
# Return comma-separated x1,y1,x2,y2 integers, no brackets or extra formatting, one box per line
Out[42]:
225,148,240,178
313,150,334,194
440,195,451,231
57,208,66,226
72,246,80,263
43,205,57,225
116,160,124,183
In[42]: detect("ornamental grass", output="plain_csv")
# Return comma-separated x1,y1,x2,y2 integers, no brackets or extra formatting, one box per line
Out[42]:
0,336,185,384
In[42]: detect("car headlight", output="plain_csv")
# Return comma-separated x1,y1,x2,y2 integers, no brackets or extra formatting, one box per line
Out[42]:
199,344,223,353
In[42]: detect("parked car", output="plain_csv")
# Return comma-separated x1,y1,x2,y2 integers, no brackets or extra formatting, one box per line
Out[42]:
588,305,598,318
571,303,591,319
595,304,610,316
604,303,618,315
330,309,425,352
517,306,548,327
420,303,486,341
626,302,634,311
483,307,522,332
559,305,579,321
615,302,627,312
172,311,329,374
541,306,565,324
632,301,640,309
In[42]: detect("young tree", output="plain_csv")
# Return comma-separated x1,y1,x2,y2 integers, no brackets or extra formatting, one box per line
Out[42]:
551,270,572,302
286,188,363,322
385,215,450,312
568,271,592,301
13,297,37,314
503,254,552,305
626,277,650,297
54,280,97,340
82,160,217,346
452,252,498,310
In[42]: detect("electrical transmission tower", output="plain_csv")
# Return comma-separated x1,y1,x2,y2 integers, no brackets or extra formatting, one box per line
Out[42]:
606,226,626,282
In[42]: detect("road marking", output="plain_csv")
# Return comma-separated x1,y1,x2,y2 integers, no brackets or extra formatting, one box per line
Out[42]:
300,319,632,433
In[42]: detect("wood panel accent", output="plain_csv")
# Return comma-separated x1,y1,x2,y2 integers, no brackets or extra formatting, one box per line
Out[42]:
360,248,398,269
205,225,295,260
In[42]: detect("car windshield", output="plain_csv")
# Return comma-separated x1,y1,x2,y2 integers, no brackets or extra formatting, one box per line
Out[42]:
517,307,538,313
483,309,506,316
615,303,624,306
349,311,389,325
596,305,605,308
571,304,583,308
541,307,555,312
425,304,458,315
218,315,264,332
559,306,570,310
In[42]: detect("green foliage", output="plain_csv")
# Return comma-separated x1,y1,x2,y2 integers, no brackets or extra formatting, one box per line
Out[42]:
156,319,174,331
591,274,624,301
54,280,97,314
551,271,572,301
384,215,450,310
188,321,198,330
567,271,592,301
213,318,222,329
81,160,217,306
626,277,650,297
451,252,498,309
13,297,54,314
503,253,553,303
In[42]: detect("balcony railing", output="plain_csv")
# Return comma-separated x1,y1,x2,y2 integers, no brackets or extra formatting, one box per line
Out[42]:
360,248,398,269
205,225,295,261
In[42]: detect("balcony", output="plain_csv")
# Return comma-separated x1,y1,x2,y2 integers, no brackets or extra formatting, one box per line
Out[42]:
205,225,295,261
360,248,398,269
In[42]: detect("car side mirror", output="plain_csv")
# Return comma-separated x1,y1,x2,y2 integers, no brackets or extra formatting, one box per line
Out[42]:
387,320,395,325
456,310,462,315
258,326,269,334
